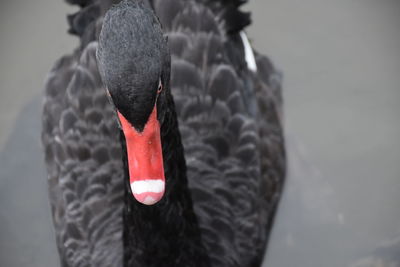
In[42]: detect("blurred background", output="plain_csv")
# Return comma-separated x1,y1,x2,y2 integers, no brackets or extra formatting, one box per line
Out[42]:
0,0,399,266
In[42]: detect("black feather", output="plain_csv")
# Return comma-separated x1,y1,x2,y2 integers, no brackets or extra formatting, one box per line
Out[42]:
43,0,285,266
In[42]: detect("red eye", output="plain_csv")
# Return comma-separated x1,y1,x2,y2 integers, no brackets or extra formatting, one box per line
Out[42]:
157,83,162,93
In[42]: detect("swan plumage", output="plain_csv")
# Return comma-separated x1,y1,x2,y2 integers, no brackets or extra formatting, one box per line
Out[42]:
42,0,285,266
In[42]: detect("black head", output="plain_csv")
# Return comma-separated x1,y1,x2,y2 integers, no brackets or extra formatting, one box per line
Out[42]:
97,0,169,131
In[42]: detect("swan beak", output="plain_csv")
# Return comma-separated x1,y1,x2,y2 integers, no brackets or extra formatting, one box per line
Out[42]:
117,105,165,205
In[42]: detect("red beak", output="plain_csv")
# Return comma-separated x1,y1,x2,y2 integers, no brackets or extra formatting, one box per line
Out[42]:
117,105,165,205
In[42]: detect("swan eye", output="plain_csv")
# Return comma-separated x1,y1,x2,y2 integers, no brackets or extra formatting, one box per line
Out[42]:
157,80,162,93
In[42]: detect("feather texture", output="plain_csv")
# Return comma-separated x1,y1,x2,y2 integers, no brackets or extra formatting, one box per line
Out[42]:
43,0,285,266
43,43,124,267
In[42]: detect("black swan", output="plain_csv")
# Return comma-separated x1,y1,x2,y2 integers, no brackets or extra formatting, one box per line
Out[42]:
42,0,286,266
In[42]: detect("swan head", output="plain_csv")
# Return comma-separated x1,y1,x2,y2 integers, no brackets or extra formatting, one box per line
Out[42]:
97,0,170,205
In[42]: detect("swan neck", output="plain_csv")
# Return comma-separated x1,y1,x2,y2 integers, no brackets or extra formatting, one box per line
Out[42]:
122,93,210,266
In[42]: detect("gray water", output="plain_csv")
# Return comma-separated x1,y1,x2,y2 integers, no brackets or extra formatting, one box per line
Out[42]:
1,0,399,266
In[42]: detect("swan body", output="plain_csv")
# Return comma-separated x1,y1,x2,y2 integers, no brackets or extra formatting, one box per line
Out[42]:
42,0,285,266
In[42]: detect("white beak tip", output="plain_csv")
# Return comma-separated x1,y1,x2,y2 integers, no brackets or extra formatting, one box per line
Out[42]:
130,179,165,205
